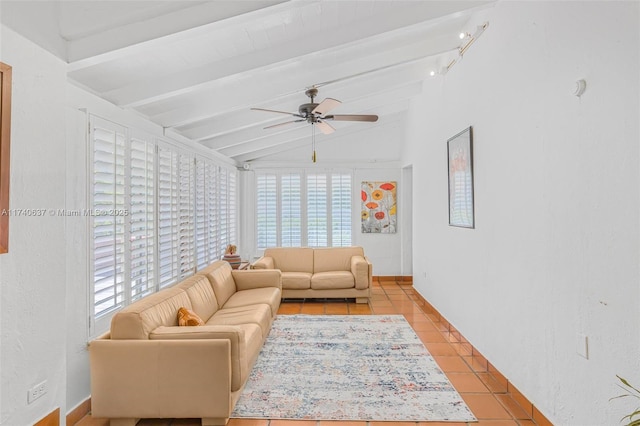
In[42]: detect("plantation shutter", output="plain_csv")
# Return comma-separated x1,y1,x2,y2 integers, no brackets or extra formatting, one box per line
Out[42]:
228,170,237,250
331,173,352,247
307,173,328,247
91,118,126,318
157,147,179,288
178,153,195,278
195,159,207,269
194,159,233,268
208,163,220,262
281,173,301,247
256,173,277,249
218,168,229,253
129,136,156,301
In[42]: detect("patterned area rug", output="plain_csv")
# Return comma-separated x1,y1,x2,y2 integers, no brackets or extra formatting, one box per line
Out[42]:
232,315,477,421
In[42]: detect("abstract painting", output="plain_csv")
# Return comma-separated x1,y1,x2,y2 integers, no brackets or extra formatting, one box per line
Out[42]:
361,181,397,233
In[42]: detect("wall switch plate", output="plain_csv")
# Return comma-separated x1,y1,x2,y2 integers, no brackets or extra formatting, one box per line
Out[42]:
576,333,589,359
27,380,47,404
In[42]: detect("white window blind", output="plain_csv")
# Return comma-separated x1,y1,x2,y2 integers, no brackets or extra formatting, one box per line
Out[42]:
218,168,229,252
281,173,301,247
208,165,221,262
307,173,328,247
331,173,352,247
157,147,179,288
129,136,155,302
178,153,195,278
256,173,277,249
91,119,126,318
255,170,351,250
194,159,236,268
195,159,208,270
158,147,195,286
228,171,237,252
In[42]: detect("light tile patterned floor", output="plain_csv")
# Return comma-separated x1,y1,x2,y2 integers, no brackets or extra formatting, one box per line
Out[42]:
76,280,543,426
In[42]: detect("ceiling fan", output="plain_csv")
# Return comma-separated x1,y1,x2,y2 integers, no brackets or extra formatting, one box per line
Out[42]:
251,87,378,162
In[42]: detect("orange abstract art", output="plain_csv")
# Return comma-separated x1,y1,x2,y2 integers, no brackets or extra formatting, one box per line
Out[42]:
361,181,397,233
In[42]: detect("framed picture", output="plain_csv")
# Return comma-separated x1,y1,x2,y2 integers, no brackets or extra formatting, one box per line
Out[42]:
0,62,12,253
447,126,474,228
361,181,397,233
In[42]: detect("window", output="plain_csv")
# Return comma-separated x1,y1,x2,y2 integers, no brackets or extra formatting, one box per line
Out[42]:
307,174,328,247
281,174,301,247
331,173,352,246
91,118,126,319
256,173,277,249
157,147,179,288
256,170,352,249
129,135,156,302
195,160,237,269
90,115,237,334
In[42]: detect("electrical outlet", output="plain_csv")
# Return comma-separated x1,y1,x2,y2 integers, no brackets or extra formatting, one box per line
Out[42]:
27,380,47,404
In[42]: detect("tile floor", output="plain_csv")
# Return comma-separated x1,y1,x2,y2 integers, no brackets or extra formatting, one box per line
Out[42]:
76,280,544,426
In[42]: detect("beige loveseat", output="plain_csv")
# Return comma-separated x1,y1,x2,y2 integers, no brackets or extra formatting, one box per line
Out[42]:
89,260,282,426
252,246,372,303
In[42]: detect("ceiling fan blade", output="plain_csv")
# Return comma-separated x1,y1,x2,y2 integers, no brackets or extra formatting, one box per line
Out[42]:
251,107,303,118
315,120,335,135
264,119,305,130
325,114,378,122
312,98,341,116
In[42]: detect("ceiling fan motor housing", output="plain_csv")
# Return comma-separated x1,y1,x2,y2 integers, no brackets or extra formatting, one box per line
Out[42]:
299,103,319,120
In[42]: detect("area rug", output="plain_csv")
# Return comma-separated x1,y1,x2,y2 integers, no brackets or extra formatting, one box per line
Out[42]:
231,315,477,421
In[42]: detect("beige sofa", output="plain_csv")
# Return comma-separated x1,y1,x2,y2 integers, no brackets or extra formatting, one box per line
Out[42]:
252,246,372,303
89,260,282,426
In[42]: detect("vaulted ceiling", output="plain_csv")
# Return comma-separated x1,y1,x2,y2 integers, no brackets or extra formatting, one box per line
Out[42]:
1,0,494,164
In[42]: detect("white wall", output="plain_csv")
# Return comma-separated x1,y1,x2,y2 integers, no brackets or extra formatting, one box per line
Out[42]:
403,2,639,425
0,26,68,425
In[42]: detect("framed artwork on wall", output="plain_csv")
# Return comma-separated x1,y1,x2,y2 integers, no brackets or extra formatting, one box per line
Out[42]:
361,181,397,233
447,126,474,228
0,62,12,253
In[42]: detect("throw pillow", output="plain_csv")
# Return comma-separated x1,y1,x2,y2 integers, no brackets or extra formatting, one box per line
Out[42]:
177,307,204,326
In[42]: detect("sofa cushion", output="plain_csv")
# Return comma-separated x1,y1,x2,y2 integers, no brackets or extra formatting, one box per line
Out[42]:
149,323,262,392
282,271,312,290
224,287,281,317
311,271,355,289
197,260,237,308
264,247,314,273
177,307,205,326
176,275,218,321
208,304,273,337
111,287,191,339
314,246,364,273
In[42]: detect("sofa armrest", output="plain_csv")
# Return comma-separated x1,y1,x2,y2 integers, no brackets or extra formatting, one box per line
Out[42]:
252,256,274,269
351,255,372,290
150,325,250,393
232,269,282,291
89,338,232,419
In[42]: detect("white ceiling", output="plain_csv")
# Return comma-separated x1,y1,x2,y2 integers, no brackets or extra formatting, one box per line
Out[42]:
1,0,494,164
